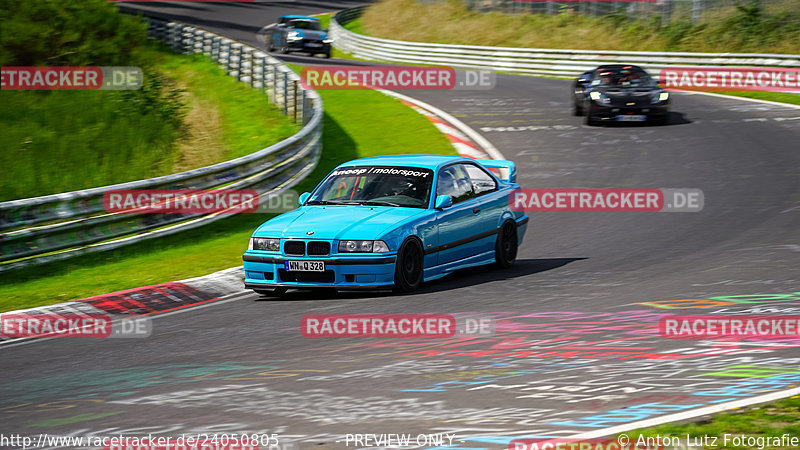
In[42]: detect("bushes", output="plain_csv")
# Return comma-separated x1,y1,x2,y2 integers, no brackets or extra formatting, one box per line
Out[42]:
0,0,188,201
0,0,147,66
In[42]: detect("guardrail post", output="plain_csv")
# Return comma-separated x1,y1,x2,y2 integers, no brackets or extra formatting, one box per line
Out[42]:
255,53,267,91
282,70,289,115
202,32,212,56
692,0,703,25
239,47,252,84
211,36,221,62
292,80,299,122
272,64,278,105
230,43,242,78
301,90,308,125
182,26,193,55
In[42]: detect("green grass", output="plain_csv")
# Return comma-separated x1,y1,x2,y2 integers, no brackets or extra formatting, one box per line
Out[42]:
0,72,454,312
0,45,298,201
622,395,800,449
156,49,299,161
355,0,800,53
0,82,180,202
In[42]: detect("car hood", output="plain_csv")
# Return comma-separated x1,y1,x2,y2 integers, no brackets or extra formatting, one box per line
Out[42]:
254,206,424,240
595,87,662,107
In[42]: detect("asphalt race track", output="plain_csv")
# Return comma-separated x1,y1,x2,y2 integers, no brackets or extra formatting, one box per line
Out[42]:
1,2,799,449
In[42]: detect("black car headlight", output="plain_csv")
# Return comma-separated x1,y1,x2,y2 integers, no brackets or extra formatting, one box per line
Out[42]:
249,237,280,251
589,91,611,104
652,92,669,104
338,240,390,253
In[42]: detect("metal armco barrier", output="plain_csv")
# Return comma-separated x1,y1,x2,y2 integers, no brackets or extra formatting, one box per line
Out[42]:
0,16,323,272
330,6,800,78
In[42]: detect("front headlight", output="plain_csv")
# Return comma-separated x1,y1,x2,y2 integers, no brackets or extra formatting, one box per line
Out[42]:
652,92,669,104
287,31,302,41
249,237,280,251
338,240,390,253
589,91,610,104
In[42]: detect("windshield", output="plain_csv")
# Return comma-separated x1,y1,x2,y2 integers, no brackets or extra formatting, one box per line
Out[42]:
288,19,322,31
308,166,434,208
591,67,657,88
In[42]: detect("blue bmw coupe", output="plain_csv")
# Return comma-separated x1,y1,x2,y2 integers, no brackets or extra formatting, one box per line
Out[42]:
243,155,528,295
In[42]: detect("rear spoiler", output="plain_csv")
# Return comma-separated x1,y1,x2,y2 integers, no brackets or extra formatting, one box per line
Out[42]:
477,159,517,183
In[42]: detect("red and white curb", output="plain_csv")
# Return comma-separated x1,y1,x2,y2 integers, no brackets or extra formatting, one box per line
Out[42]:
0,267,246,345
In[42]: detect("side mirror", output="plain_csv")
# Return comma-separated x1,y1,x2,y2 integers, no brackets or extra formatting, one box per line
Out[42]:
298,192,311,206
277,23,286,28
434,195,453,209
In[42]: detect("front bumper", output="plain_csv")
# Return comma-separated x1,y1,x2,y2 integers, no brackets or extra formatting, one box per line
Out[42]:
588,103,669,121
287,39,331,53
243,253,396,290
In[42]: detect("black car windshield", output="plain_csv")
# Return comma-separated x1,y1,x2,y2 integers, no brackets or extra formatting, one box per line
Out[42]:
308,166,434,208
592,67,657,88
288,19,322,31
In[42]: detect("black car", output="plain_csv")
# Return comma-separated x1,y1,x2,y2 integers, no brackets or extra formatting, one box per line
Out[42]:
572,64,670,125
267,15,332,59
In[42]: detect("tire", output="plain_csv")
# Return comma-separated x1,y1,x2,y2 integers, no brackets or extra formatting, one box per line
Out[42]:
255,287,288,297
394,238,424,292
572,99,584,116
323,51,331,59
494,220,518,269
280,45,290,54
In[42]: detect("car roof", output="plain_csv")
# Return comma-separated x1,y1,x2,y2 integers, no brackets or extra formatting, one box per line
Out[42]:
281,15,319,20
337,154,472,170
595,64,646,71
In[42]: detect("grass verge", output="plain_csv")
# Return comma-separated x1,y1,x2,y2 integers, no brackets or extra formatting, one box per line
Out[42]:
622,395,800,449
0,44,299,201
356,0,800,53
0,69,454,312
331,2,800,106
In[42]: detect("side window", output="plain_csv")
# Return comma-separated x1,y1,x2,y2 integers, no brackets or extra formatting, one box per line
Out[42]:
464,164,497,196
436,165,474,204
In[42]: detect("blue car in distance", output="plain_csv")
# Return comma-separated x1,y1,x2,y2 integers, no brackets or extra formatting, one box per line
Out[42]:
242,155,528,296
267,15,332,58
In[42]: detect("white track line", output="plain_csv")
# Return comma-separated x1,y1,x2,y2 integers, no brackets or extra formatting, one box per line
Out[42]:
378,89,506,161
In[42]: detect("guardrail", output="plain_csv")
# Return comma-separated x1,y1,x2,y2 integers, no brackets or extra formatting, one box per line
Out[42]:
0,16,323,272
330,6,800,78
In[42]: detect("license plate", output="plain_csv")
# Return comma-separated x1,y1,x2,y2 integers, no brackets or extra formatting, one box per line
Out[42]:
284,260,325,272
306,43,322,47
616,115,646,122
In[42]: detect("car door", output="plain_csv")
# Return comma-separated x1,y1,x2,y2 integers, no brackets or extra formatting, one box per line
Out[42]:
463,162,504,254
434,164,488,266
